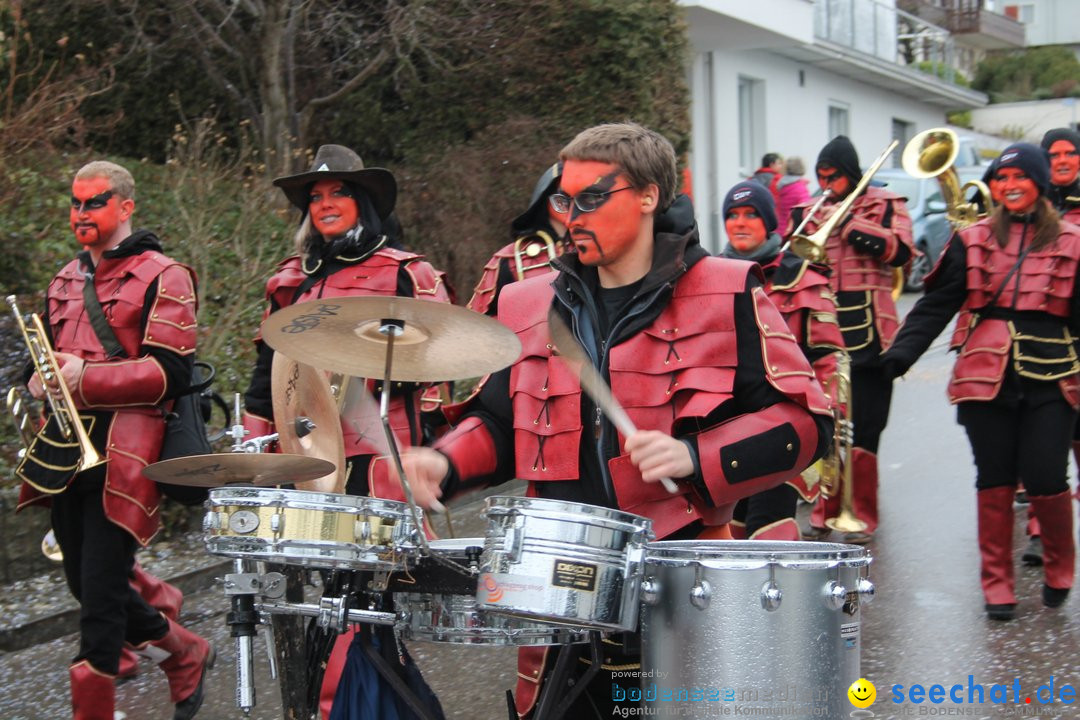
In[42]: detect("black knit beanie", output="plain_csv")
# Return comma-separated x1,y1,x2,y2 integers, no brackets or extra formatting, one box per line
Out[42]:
723,181,778,234
816,135,862,185
996,142,1050,195
1040,128,1080,154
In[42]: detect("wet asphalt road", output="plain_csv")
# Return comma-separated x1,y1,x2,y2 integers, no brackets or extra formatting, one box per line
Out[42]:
0,294,1077,720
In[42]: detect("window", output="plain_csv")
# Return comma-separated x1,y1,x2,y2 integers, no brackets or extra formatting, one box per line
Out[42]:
829,103,850,138
738,76,765,176
892,119,914,168
1003,4,1034,23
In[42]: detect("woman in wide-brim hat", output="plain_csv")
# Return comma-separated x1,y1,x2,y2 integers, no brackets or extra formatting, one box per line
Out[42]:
240,143,452,719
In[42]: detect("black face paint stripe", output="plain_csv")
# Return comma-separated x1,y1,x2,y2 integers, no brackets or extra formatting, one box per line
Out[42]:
567,170,622,221
71,190,113,212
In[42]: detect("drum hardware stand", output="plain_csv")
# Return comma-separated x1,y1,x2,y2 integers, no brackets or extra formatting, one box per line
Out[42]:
224,559,272,714
530,631,604,720
228,392,316,454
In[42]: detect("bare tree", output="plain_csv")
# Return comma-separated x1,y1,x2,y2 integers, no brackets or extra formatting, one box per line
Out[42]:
115,0,480,176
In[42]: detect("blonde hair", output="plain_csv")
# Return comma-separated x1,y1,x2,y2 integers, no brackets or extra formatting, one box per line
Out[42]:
75,161,135,201
559,122,678,210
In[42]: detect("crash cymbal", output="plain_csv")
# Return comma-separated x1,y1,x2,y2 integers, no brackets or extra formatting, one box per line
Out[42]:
271,352,346,493
143,453,336,488
260,295,522,382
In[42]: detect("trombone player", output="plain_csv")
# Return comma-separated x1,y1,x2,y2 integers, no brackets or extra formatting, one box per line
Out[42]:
787,135,915,543
13,161,213,719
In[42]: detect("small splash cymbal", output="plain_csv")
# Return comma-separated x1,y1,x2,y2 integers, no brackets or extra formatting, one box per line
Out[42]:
143,453,336,487
260,295,521,381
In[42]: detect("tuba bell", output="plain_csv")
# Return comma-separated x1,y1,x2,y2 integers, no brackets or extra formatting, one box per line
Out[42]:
901,127,994,230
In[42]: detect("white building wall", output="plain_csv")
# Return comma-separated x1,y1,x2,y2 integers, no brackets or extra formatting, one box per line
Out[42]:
1010,0,1080,47
968,97,1080,142
689,48,945,254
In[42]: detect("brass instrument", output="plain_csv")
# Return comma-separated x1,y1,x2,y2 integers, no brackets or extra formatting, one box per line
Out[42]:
819,352,866,534
6,295,107,475
513,230,560,280
6,387,37,459
790,140,900,264
901,127,994,230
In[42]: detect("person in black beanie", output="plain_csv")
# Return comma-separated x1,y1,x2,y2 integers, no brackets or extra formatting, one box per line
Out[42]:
1041,128,1080,225
786,135,915,543
722,181,844,539
881,142,1080,621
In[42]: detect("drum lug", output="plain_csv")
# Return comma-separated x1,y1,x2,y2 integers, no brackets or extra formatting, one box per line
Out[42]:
759,580,782,612
824,580,847,610
202,511,221,532
689,579,712,611
269,511,283,535
354,519,372,543
856,577,875,604
505,523,524,563
640,577,661,605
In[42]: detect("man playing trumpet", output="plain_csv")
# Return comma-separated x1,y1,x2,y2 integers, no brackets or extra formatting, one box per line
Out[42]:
787,136,915,543
14,160,213,719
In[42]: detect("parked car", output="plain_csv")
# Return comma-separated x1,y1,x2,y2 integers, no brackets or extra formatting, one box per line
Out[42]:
874,166,989,292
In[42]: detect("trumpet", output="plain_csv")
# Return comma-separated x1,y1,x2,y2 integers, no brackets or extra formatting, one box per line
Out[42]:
902,127,994,230
819,351,866,534
789,140,900,264
7,295,107,476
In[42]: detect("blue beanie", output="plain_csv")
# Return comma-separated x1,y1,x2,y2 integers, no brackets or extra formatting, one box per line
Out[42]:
723,181,778,234
996,143,1050,195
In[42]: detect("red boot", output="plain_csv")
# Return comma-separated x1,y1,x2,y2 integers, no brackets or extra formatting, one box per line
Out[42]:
1022,509,1043,566
134,617,215,720
1029,490,1075,608
977,486,1017,620
70,660,116,720
847,448,879,540
117,647,140,682
131,563,183,621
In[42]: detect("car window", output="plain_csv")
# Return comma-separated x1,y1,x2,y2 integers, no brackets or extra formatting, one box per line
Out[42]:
877,175,923,205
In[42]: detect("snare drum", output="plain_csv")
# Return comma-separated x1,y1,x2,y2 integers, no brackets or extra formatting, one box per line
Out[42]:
477,496,652,632
640,541,873,718
395,538,590,646
203,487,421,571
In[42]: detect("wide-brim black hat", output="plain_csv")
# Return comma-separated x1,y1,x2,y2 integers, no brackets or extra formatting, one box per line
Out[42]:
273,144,397,220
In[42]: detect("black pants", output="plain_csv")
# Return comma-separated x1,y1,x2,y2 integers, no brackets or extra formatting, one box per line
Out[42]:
957,390,1077,497
50,469,168,673
733,484,799,536
851,364,893,453
533,633,639,719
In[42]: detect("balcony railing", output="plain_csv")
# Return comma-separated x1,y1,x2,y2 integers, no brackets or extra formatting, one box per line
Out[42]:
815,0,957,83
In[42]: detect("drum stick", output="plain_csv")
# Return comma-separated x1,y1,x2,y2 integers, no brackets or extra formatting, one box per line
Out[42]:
547,310,679,494
343,371,446,513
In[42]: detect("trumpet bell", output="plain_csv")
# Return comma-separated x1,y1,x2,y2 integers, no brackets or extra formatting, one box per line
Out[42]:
825,508,868,535
42,529,63,562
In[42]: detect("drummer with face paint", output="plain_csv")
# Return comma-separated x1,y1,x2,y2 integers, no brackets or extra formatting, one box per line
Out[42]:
720,181,844,541
383,122,833,718
882,143,1080,622
240,144,453,719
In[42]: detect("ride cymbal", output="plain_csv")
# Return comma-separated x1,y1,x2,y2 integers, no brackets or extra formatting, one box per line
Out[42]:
271,352,346,493
143,453,336,487
260,295,522,382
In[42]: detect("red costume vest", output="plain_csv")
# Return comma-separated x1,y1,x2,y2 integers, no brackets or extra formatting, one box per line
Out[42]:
466,232,564,316
940,219,1080,406
18,251,198,546
762,255,843,501
791,187,913,351
260,247,452,456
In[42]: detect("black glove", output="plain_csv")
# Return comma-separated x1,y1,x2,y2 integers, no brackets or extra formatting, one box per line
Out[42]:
847,229,887,257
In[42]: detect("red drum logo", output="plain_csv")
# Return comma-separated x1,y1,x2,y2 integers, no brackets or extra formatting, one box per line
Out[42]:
482,573,504,602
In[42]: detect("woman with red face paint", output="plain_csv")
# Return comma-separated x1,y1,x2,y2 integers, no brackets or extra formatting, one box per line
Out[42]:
241,145,451,720
787,135,915,544
882,143,1080,621
15,161,213,719
721,181,844,540
467,163,567,317
1041,128,1080,226
380,123,833,719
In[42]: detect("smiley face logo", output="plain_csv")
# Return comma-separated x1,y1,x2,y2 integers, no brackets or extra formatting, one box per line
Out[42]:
847,678,876,708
